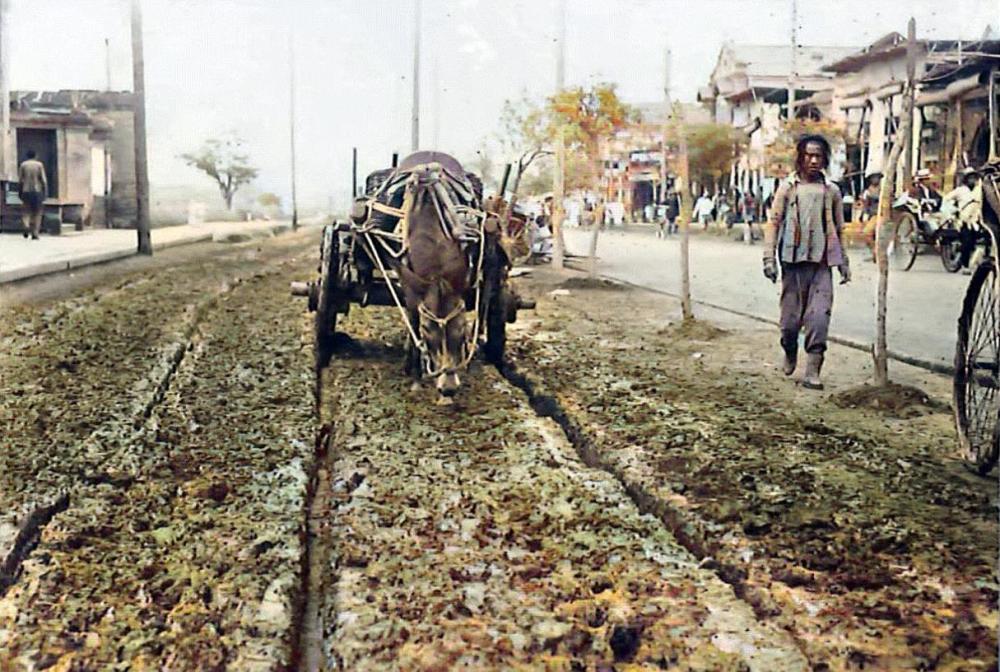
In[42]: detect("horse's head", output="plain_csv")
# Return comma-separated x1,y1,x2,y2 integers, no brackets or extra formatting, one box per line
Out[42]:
400,263,470,398
417,279,469,396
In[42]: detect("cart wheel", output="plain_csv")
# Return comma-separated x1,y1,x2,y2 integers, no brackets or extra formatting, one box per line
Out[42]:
315,225,340,370
482,235,508,365
892,213,919,271
954,258,1000,475
940,236,964,273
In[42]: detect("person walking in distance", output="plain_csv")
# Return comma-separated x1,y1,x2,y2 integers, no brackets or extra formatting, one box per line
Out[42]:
18,151,48,240
762,135,851,390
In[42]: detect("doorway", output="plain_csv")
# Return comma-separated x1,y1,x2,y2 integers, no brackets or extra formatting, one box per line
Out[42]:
16,128,58,197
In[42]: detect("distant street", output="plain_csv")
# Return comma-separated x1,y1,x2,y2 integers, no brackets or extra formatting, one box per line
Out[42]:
568,226,972,369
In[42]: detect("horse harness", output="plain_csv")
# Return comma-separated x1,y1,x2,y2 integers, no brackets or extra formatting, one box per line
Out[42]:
350,162,488,378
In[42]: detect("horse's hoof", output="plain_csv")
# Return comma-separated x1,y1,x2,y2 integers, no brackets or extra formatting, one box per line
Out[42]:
435,395,455,407
410,381,422,392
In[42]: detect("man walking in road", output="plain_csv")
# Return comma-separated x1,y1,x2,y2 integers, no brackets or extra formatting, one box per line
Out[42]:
762,135,851,390
18,151,48,240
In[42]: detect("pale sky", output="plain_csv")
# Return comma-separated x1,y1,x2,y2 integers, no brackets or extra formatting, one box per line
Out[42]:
5,0,998,209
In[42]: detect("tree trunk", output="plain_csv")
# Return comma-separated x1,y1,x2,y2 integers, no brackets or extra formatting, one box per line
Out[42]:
588,152,603,278
873,19,916,386
677,120,694,320
587,209,600,277
551,129,566,269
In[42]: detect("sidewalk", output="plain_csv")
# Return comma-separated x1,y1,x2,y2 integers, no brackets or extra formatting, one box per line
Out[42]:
0,220,297,284
566,227,971,372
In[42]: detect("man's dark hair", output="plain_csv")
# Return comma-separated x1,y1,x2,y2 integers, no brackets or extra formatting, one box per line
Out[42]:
26,150,36,160
795,134,831,168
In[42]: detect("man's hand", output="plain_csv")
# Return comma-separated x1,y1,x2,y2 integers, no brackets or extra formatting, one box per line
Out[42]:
763,257,778,283
838,262,851,285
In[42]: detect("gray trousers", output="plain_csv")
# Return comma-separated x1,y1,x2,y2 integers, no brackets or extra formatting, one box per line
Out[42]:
780,262,833,355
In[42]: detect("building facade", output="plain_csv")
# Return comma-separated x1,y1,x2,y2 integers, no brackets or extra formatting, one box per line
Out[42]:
8,90,136,230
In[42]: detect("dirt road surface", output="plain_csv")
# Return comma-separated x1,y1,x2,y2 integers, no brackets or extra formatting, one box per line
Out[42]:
0,227,995,671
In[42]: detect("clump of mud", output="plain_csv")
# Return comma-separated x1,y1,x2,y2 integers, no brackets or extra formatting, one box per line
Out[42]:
558,277,630,291
657,318,728,342
830,382,950,418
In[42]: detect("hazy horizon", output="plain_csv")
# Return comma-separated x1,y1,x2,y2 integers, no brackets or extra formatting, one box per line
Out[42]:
5,0,997,211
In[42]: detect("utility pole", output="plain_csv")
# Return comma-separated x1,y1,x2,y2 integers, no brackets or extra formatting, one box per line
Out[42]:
660,48,671,204
351,147,358,198
431,55,440,149
787,0,797,121
0,0,10,182
411,0,421,152
289,31,298,230
902,17,918,192
551,0,567,269
130,0,152,255
105,38,112,91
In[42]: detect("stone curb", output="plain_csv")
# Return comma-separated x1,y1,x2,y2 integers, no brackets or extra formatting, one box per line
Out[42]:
0,225,299,285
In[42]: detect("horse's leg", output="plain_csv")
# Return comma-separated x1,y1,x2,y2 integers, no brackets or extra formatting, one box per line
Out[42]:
405,310,422,390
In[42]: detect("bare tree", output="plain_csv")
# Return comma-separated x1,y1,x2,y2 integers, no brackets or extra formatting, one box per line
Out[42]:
496,97,553,232
873,18,917,385
673,105,694,320
181,134,259,211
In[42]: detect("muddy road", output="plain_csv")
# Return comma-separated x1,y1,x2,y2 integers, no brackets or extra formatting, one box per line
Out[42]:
0,228,995,670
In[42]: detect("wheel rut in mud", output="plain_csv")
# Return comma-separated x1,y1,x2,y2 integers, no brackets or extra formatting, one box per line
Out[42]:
498,358,775,621
0,233,320,668
299,307,807,671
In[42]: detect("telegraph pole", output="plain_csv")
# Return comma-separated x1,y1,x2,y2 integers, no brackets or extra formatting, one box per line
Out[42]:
411,0,421,152
105,38,112,91
551,0,567,269
431,55,440,149
0,0,11,182
787,0,797,121
289,31,298,230
660,48,671,203
902,17,917,192
130,0,152,255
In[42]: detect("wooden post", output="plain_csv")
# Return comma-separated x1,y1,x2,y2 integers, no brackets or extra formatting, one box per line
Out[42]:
787,0,798,122
351,147,358,198
411,0,421,152
551,0,567,270
677,109,693,321
0,0,11,182
552,127,566,269
873,17,917,385
289,32,298,230
901,18,917,193
130,0,152,255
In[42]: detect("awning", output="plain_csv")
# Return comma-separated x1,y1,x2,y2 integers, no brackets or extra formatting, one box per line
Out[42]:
916,73,983,106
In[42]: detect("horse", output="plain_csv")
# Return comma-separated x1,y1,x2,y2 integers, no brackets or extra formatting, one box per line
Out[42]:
391,155,480,400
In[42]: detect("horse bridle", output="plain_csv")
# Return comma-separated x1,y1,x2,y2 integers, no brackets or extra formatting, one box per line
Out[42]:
417,300,471,378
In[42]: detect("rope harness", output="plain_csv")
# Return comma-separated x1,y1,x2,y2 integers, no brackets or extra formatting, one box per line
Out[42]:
352,162,487,379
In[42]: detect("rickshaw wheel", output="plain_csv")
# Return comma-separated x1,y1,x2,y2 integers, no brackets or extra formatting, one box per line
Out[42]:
315,225,339,370
940,236,964,273
954,259,1000,475
892,213,919,271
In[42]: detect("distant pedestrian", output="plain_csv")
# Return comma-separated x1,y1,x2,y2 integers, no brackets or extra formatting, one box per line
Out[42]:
693,193,714,229
18,151,47,240
594,199,607,232
664,190,680,236
762,134,851,390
